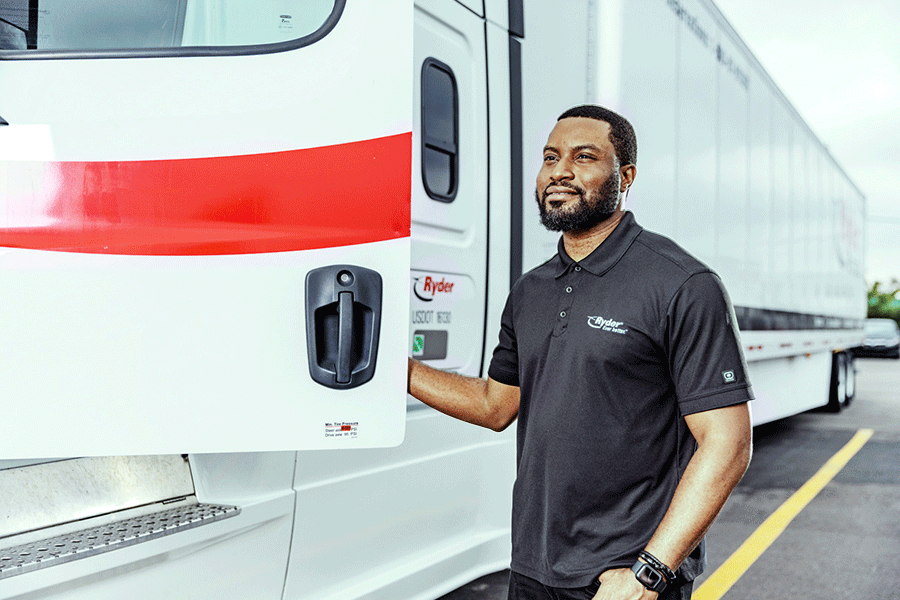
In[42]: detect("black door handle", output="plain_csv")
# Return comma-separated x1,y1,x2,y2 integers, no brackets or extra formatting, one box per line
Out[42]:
305,265,382,389
336,291,354,383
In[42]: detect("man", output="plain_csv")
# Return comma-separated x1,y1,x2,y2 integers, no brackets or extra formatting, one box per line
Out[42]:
408,105,752,600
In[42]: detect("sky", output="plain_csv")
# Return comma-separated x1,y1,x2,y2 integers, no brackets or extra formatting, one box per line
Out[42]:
714,0,900,286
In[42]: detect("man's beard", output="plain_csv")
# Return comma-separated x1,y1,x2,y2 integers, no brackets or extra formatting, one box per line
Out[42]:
536,173,620,233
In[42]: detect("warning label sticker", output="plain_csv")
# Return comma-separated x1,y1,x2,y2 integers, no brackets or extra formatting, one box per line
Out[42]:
325,422,359,439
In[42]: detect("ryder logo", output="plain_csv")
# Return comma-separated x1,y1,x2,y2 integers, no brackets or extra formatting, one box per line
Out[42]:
587,316,628,334
413,276,455,302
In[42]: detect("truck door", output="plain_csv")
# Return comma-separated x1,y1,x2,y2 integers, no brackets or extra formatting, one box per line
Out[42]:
0,0,412,456
411,0,488,377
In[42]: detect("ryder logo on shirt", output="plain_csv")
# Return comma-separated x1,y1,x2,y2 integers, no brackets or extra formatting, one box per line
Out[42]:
587,316,628,334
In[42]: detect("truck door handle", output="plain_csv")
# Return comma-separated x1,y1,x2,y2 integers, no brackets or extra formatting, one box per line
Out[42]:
305,265,382,389
336,291,354,383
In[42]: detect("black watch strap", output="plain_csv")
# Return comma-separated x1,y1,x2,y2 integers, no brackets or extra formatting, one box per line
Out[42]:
638,551,677,584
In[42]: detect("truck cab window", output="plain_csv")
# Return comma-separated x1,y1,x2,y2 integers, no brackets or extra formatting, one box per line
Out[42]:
0,0,30,49
421,58,459,202
0,0,338,53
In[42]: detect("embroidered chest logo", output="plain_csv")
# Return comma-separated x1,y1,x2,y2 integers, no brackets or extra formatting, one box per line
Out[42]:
587,316,629,334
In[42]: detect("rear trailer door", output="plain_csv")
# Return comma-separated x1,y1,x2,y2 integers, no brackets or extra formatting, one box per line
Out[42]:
0,0,412,457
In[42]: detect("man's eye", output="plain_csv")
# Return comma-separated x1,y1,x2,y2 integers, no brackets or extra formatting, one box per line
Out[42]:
543,155,558,162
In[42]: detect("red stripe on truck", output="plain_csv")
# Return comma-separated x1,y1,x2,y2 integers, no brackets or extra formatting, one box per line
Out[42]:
0,133,411,255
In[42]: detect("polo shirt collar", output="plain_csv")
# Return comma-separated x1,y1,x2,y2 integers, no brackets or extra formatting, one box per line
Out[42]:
553,210,643,278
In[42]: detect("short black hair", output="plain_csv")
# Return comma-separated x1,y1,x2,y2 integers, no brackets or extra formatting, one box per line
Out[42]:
557,105,637,167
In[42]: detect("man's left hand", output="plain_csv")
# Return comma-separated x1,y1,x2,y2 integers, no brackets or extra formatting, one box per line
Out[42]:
591,568,659,600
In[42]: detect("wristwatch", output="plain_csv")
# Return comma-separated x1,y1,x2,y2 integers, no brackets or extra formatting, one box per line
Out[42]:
631,560,667,594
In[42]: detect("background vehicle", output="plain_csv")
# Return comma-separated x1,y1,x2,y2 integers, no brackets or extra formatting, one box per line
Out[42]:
853,318,900,358
0,0,866,599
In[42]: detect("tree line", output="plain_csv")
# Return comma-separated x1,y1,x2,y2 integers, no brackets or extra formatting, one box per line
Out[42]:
868,280,900,326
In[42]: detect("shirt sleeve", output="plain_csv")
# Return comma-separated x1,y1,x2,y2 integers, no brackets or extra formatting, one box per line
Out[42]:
666,271,754,415
487,292,519,387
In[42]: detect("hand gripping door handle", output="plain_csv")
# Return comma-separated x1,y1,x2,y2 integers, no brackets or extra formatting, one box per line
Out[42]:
305,265,382,389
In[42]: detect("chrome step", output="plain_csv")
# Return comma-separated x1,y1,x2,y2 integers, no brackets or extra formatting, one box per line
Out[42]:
0,503,240,580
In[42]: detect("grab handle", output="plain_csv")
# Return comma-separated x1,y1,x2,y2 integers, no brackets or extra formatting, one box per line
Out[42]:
305,265,382,389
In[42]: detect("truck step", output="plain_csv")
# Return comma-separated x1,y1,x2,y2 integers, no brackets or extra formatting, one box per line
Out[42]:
0,503,240,580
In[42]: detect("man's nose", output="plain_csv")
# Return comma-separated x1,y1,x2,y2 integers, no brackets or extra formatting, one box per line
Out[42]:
550,157,573,181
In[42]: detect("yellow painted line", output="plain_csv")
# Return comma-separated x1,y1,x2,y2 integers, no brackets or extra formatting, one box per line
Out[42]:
693,428,874,600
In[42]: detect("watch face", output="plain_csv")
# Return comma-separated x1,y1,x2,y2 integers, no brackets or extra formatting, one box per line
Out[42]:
636,564,662,587
633,562,666,592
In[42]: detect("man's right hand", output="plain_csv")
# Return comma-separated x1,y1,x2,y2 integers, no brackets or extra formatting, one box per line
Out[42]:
407,358,520,431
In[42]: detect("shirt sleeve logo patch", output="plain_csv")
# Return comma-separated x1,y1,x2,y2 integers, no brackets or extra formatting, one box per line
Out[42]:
587,316,629,334
723,370,736,383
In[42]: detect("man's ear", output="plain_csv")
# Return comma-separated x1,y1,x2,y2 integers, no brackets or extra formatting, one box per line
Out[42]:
620,164,636,193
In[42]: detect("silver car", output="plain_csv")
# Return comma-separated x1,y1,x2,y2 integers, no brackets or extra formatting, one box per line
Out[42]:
854,318,900,358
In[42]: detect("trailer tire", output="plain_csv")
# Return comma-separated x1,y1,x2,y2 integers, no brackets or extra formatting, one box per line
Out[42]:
827,351,848,412
844,355,856,406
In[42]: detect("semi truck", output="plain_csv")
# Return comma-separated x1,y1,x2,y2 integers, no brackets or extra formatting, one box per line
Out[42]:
0,0,865,598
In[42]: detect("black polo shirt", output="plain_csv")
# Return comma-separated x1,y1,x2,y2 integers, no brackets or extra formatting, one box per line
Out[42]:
488,211,753,588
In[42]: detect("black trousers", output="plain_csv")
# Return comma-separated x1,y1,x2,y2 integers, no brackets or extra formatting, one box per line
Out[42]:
507,570,693,600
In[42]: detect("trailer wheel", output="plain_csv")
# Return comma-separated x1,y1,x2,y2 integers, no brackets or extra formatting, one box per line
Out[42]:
844,355,856,406
827,351,848,412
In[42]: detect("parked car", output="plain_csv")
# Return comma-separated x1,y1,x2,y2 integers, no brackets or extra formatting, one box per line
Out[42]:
853,318,900,358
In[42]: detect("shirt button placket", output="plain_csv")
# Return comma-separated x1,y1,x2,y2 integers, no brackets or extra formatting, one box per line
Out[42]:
554,270,575,336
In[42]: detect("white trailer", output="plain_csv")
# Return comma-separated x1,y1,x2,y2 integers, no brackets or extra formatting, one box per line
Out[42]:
0,0,865,599
515,0,866,423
